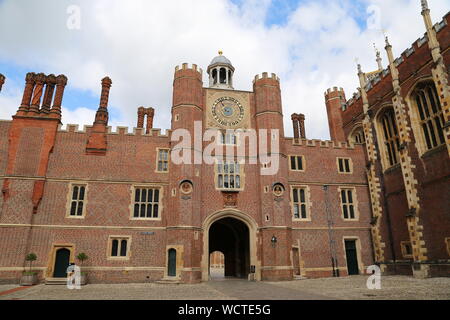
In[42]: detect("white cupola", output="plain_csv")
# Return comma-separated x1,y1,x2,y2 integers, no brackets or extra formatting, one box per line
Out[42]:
207,51,235,90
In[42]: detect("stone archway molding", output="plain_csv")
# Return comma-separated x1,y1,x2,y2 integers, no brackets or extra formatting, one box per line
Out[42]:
201,209,260,282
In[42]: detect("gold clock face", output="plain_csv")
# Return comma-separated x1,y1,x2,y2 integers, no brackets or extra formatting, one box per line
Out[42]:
211,97,245,127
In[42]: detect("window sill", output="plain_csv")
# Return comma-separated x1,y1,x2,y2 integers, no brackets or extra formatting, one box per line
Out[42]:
383,163,401,175
218,189,241,193
66,216,85,220
107,257,130,261
293,218,311,222
421,144,446,159
130,218,161,221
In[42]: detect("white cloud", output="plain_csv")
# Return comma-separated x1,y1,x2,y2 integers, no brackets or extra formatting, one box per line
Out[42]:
0,0,448,140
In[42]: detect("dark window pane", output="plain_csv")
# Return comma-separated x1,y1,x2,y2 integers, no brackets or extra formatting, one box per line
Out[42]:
154,189,159,202
427,86,438,114
134,204,139,217
140,204,146,218
236,175,240,188
345,160,350,172
416,96,425,121
428,120,437,147
341,190,347,204
339,159,344,172
300,189,305,203
146,204,152,218
349,205,355,219
70,201,77,216
422,123,433,150
153,204,159,218
348,190,353,204
293,189,299,203
72,186,79,200
111,240,118,256
79,187,85,200
297,157,303,170
343,205,349,219
141,189,147,202
301,204,307,219
135,189,141,203
77,201,83,216
120,240,127,257
148,189,153,203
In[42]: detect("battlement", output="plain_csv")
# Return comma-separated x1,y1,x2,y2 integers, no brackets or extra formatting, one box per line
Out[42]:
288,137,356,150
58,124,171,138
324,87,345,97
174,63,203,75
253,72,280,83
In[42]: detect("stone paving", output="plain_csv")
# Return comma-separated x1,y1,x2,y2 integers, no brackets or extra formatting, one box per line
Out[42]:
0,276,449,300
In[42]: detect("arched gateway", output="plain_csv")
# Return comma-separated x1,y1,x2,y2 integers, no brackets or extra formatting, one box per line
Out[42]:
202,210,260,281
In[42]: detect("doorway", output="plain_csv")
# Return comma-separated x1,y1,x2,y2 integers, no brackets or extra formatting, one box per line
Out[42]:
53,248,71,278
345,240,359,275
168,248,177,277
209,251,225,279
209,217,250,279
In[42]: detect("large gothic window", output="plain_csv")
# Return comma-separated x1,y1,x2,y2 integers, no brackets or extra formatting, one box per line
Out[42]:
412,82,445,151
379,108,400,168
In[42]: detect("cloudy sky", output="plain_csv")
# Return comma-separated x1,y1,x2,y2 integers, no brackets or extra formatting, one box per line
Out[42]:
0,0,448,139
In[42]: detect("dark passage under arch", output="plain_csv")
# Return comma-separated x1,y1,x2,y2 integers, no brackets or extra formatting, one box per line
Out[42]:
209,217,250,279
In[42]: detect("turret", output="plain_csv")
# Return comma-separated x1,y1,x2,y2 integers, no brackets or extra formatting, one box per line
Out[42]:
253,72,284,139
171,63,203,130
325,87,347,141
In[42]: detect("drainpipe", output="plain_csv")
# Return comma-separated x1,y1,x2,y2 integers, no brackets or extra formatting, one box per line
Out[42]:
323,185,340,277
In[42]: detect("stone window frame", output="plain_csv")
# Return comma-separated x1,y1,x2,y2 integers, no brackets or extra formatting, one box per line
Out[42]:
290,185,312,222
400,241,413,259
107,236,132,261
374,106,401,171
214,158,245,192
155,148,170,173
336,157,353,174
349,124,366,144
129,185,164,221
338,187,359,221
288,155,306,172
406,80,446,156
65,182,89,219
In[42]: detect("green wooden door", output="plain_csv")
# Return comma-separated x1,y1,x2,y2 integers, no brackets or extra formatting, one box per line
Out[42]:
168,249,177,277
54,248,70,278
345,240,359,275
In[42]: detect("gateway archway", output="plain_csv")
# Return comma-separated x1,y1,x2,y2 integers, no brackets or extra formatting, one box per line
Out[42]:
209,218,250,279
202,210,260,282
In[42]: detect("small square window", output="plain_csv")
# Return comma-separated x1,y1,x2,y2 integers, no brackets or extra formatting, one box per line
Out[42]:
290,156,304,171
337,158,352,173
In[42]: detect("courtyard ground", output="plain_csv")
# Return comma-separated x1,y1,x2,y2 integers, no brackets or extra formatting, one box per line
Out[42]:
0,275,449,300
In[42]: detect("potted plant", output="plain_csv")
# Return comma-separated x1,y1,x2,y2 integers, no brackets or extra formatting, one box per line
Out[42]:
20,253,38,286
76,252,89,285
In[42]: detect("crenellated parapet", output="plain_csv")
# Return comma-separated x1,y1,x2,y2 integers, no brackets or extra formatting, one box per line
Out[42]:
59,124,171,138
289,137,356,150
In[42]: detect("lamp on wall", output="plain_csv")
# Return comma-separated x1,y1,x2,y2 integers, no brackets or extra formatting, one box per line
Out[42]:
271,236,277,248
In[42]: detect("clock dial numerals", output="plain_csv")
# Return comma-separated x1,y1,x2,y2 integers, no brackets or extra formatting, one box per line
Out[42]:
212,97,245,127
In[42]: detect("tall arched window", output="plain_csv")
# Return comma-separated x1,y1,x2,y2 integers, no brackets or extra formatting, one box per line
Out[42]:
379,108,400,168
412,82,445,151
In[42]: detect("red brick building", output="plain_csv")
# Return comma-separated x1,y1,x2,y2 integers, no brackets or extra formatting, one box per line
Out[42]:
0,3,448,284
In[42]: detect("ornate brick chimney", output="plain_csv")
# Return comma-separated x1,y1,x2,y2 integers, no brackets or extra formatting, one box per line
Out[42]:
137,107,155,134
86,77,112,155
291,113,306,140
